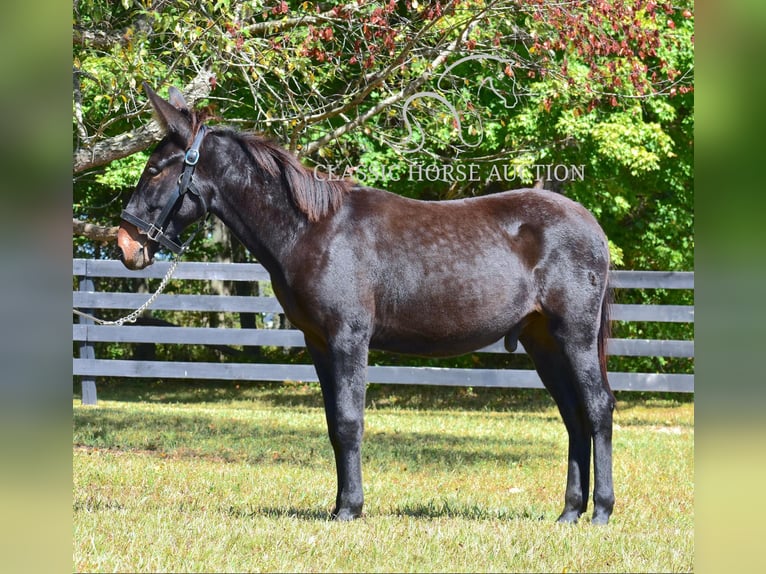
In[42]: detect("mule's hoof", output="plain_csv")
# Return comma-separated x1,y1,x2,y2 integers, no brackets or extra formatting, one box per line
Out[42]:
331,508,361,521
591,512,611,525
556,510,582,524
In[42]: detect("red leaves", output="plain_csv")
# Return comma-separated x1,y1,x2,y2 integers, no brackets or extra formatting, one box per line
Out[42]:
271,1,288,16
299,25,336,63
368,8,386,27
425,3,443,20
526,0,691,98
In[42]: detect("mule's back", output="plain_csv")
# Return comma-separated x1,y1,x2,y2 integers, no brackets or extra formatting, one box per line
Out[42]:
307,187,609,358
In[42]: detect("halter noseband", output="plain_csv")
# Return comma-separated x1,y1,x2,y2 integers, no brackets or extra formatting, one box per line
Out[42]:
121,125,209,254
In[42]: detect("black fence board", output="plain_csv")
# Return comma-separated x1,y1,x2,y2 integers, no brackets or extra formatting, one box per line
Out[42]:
73,324,307,347
73,359,693,393
610,270,693,289
75,261,694,289
73,325,694,358
74,259,270,281
73,294,693,323
611,304,694,323
73,292,285,313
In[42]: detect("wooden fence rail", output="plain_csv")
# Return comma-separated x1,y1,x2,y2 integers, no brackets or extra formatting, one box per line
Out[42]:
73,259,694,404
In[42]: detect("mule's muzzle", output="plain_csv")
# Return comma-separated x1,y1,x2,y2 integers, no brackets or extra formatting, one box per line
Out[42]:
117,220,157,270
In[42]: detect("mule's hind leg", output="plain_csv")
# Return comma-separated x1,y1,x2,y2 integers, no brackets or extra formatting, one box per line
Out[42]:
561,336,615,525
542,307,615,525
519,315,592,523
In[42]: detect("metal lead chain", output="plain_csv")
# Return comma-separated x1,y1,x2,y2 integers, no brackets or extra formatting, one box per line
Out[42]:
74,253,182,326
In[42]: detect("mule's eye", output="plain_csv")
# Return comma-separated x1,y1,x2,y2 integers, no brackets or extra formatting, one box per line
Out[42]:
147,166,160,177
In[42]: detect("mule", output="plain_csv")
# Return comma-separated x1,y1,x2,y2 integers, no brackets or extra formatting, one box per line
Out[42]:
117,84,615,524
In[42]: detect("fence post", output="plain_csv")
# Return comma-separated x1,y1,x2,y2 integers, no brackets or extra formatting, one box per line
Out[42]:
78,273,98,405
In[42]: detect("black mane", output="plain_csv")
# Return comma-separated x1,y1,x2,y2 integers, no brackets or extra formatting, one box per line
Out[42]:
225,128,352,222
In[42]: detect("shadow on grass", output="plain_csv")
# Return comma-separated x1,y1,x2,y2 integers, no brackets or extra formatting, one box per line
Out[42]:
225,504,332,522
73,405,558,469
75,378,566,413
393,499,548,521
75,378,692,415
73,406,328,466
222,502,547,522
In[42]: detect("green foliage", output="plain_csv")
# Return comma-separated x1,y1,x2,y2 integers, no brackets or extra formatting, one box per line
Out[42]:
73,1,694,366
93,152,149,189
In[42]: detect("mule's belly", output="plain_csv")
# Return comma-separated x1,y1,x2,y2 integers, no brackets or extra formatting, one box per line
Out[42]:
369,320,511,358
368,271,530,358
369,335,503,358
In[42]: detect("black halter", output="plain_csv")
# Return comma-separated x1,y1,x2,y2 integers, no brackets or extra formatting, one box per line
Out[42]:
121,125,209,254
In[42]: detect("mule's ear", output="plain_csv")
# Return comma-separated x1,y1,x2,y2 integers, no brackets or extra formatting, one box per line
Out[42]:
167,86,188,111
143,83,192,143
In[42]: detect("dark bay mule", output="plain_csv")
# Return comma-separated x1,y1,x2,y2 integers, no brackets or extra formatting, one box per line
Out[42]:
117,85,615,524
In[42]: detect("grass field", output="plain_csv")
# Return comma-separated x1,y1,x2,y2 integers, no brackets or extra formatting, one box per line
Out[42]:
73,381,693,572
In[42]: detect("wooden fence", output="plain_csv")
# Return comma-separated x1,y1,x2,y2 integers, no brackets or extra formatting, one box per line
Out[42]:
73,259,694,404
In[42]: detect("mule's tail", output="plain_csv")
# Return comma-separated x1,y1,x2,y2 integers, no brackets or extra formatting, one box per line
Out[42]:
598,277,613,397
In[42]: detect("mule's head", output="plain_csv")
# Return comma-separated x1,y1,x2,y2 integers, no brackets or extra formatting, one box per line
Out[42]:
118,84,211,269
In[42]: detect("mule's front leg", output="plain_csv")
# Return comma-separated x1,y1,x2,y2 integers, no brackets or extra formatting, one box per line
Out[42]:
307,338,369,521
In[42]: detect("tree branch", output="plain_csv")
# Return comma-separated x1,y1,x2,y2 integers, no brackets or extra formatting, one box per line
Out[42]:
73,121,164,175
299,8,481,158
72,70,214,174
242,3,361,36
73,218,118,242
297,1,457,129
73,27,127,49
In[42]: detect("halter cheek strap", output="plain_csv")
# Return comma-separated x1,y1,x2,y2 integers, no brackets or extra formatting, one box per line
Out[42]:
121,125,209,254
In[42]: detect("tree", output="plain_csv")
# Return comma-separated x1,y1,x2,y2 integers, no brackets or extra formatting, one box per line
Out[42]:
73,0,693,272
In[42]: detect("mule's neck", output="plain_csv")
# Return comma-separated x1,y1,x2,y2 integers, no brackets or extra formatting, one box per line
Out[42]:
205,132,310,277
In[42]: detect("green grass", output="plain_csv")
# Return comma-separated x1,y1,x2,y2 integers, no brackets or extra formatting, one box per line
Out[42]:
73,382,693,572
